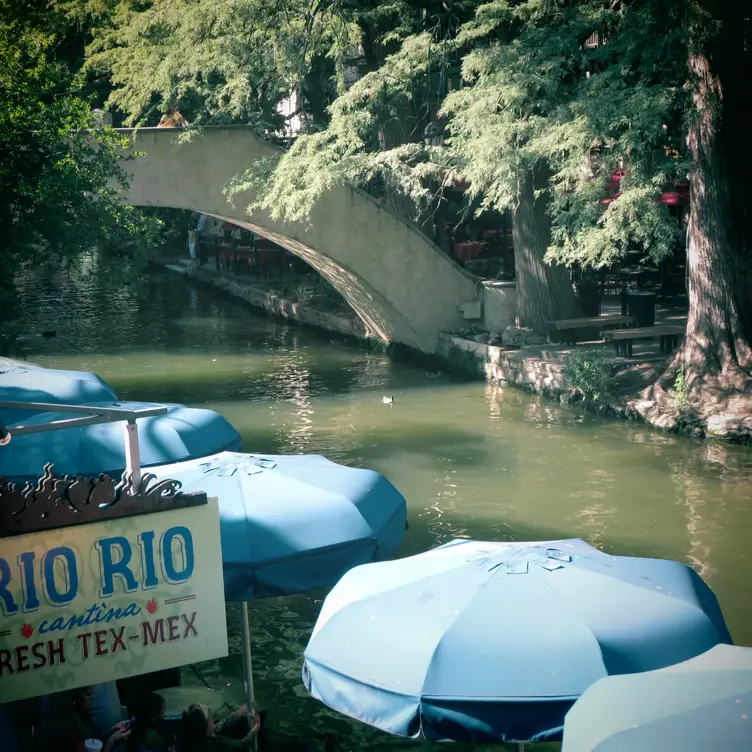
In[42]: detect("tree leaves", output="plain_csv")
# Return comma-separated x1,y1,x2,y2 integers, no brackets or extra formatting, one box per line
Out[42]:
0,11,161,316
80,0,697,272
227,30,454,226
77,0,370,128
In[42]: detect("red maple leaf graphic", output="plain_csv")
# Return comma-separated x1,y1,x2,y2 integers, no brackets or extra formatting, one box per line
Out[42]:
146,598,158,614
20,623,33,639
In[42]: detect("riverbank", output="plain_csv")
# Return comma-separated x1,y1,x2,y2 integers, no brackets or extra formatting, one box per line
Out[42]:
154,257,368,341
155,257,750,445
438,333,752,444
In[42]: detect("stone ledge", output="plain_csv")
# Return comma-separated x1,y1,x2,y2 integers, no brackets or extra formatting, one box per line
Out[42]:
159,261,368,341
437,334,566,394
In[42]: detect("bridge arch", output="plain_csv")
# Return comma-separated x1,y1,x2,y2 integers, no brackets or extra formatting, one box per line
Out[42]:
116,126,478,353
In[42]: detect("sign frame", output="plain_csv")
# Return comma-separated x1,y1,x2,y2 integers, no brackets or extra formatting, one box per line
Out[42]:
0,468,227,703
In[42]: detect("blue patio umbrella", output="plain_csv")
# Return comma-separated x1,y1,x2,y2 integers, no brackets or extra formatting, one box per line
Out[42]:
302,538,731,744
148,452,408,600
0,365,117,424
562,644,752,752
0,402,241,481
148,451,408,714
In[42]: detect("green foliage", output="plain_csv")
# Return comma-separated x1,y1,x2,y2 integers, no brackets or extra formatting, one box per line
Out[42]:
442,0,690,267
563,348,615,405
75,0,478,128
669,366,690,414
442,341,487,378
72,0,418,128
0,5,161,320
529,1,690,268
79,0,323,127
78,0,713,279
226,32,453,224
225,0,694,274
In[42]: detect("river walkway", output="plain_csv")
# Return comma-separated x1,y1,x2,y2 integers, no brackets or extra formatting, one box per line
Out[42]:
156,256,367,341
153,254,747,442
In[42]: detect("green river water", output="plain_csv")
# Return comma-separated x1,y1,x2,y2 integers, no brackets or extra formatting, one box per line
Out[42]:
14,255,752,750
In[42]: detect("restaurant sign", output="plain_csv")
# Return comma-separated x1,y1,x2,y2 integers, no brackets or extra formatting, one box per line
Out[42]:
0,496,227,702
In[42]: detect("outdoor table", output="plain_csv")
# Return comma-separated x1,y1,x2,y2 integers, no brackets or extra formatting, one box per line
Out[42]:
603,324,684,357
547,314,634,345
620,266,659,291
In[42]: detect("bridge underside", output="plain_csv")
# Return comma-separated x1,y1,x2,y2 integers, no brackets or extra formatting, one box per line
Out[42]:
117,127,478,353
198,209,421,344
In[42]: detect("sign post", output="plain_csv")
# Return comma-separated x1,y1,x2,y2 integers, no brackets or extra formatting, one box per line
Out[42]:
0,495,227,702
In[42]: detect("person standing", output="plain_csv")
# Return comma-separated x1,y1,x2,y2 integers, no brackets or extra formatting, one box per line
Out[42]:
197,214,208,265
208,218,223,269
158,106,189,128
188,227,198,261
88,682,124,741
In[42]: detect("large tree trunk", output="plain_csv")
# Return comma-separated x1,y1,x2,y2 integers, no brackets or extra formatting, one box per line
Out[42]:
649,13,752,413
679,55,752,385
512,168,582,334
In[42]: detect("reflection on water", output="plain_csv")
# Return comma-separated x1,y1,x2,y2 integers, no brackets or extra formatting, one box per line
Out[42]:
15,256,752,750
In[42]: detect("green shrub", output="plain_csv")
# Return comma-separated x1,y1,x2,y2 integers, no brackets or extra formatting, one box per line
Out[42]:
563,348,616,405
669,366,690,414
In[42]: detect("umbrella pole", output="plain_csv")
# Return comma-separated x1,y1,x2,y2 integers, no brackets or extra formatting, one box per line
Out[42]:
516,744,525,752
124,419,141,487
239,601,257,751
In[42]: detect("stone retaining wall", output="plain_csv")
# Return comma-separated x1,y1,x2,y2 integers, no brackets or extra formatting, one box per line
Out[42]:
159,262,369,340
149,265,752,443
157,262,567,393
437,334,567,394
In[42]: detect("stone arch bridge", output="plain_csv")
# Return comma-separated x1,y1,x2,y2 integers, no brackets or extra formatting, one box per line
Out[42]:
116,126,480,353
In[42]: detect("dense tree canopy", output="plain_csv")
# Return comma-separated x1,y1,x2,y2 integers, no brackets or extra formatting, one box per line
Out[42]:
0,1,159,320
66,0,475,128
72,0,752,423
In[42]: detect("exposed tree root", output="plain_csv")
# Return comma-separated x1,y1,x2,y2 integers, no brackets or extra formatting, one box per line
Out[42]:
626,347,752,443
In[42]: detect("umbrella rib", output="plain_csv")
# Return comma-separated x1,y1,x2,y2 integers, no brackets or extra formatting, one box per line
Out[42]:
416,562,506,707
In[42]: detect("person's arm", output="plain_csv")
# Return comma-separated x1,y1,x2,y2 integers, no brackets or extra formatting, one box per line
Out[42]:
103,727,131,752
212,709,245,736
211,706,259,747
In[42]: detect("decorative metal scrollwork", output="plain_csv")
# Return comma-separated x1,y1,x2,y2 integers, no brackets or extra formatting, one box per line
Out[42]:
0,464,207,538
